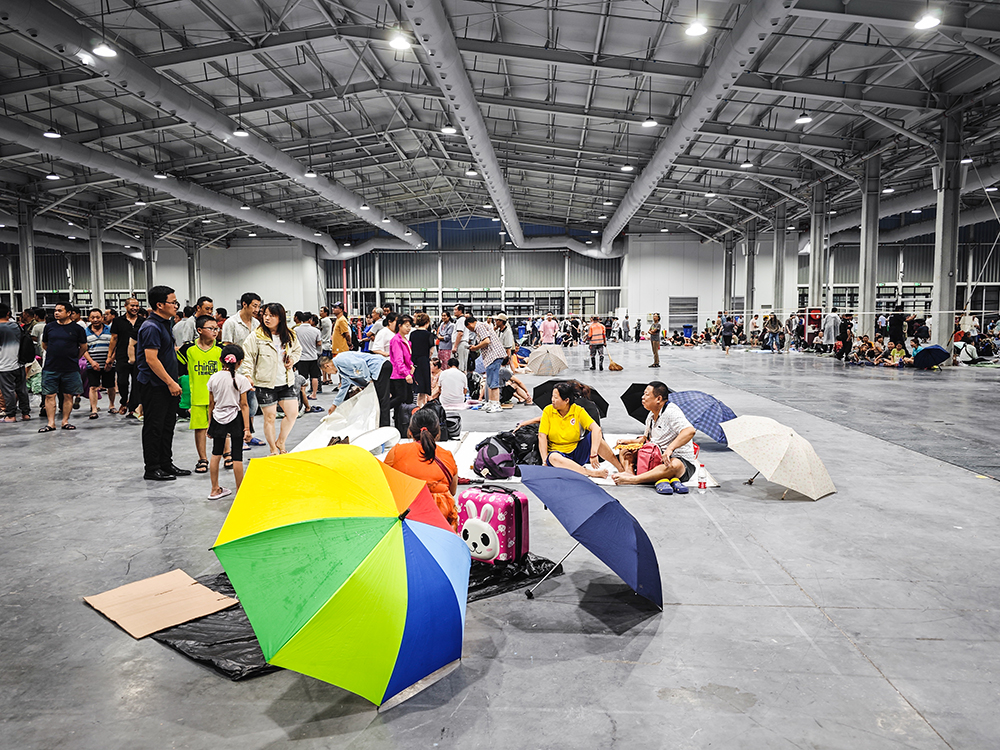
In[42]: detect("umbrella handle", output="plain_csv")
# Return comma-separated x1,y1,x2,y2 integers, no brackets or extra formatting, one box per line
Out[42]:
525,542,581,599
745,471,760,486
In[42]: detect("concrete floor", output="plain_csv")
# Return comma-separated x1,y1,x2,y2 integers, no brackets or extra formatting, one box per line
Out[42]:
3,341,999,749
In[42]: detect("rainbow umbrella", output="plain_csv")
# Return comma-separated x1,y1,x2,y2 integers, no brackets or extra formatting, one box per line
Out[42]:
212,445,471,707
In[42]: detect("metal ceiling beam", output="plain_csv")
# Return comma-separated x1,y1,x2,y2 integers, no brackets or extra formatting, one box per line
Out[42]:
673,154,805,181
697,120,869,152
731,72,950,111
788,0,1000,41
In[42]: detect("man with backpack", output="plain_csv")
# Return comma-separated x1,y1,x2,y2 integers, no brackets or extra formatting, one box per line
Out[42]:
0,303,32,422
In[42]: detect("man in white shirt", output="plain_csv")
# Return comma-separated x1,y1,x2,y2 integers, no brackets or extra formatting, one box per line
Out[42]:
614,381,697,493
174,296,213,346
220,292,262,445
372,312,397,357
438,357,468,409
453,304,469,372
294,315,323,400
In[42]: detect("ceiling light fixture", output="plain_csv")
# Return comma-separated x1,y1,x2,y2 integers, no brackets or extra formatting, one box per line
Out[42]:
232,126,249,137
911,209,922,214
882,186,895,194
603,199,613,206
45,171,60,180
76,51,95,66
360,202,370,210
92,42,117,58
660,227,669,232
67,235,76,240
404,230,413,236
686,21,708,36
705,191,716,198
201,218,212,223
303,167,317,178
276,218,286,223
382,216,390,223
248,232,257,237
440,124,457,135
134,198,146,205
679,212,689,218
642,116,658,128
240,203,251,210
43,127,61,139
585,240,593,245
344,242,352,247
154,170,168,179
961,157,973,165
795,112,813,125
465,167,479,176
491,216,500,222
314,231,322,236
986,186,998,192
590,229,599,234
828,209,838,214
598,214,607,219
390,32,411,50
914,13,940,30
483,202,493,209
67,221,74,226
620,164,634,172
740,159,754,169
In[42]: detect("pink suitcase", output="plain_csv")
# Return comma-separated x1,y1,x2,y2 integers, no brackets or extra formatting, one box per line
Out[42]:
456,486,530,565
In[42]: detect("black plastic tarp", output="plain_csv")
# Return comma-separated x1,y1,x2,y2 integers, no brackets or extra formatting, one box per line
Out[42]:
151,555,563,680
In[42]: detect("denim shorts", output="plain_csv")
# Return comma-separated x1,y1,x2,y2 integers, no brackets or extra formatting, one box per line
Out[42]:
255,384,297,405
485,358,502,390
41,369,84,396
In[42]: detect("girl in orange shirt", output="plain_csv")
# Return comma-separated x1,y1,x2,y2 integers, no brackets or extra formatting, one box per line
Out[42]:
384,407,459,530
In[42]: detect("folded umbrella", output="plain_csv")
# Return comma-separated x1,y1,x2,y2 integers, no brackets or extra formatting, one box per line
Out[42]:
519,465,662,608
532,379,609,418
720,415,836,500
913,344,949,370
526,345,568,376
668,391,736,444
212,445,471,707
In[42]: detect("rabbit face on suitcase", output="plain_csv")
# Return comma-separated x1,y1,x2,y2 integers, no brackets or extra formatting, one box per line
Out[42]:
461,500,500,561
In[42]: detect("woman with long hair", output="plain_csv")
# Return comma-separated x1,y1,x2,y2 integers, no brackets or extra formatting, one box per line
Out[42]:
384,406,459,529
410,311,434,408
537,381,623,478
238,302,302,454
389,314,414,435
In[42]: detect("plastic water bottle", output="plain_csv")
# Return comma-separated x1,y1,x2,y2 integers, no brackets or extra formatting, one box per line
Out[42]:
697,464,707,492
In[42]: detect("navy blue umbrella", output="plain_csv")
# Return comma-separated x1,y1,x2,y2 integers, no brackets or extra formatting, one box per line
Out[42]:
668,390,737,444
913,344,949,370
519,466,662,609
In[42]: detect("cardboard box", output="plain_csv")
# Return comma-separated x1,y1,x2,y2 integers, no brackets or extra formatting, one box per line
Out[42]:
85,569,238,638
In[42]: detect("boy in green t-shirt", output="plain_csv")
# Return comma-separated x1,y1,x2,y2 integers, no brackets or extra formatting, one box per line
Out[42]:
177,315,222,473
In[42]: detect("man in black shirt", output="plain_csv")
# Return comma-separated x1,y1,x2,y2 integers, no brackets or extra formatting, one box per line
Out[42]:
108,297,141,417
39,303,87,432
137,285,190,481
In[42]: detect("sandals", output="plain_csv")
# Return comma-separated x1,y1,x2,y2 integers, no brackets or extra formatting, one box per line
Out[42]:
61,424,76,430
118,406,128,415
38,425,56,433
207,487,232,501
108,407,117,414
195,459,209,474
223,452,233,470
89,412,99,420
1,416,15,423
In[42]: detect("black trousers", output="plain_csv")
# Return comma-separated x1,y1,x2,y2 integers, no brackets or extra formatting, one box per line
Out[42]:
116,361,140,412
140,382,178,473
0,368,30,417
374,361,392,428
389,378,413,436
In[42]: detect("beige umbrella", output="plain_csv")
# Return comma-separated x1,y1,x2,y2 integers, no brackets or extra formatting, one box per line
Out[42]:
720,415,836,501
526,345,569,376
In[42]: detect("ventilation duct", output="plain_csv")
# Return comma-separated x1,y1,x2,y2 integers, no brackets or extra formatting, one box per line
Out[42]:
0,2,423,248
600,0,792,254
0,114,343,259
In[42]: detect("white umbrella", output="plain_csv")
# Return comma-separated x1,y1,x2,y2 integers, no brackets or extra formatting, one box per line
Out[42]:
526,345,569,376
720,415,836,501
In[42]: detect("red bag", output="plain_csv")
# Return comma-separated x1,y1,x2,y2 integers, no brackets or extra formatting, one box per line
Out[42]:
636,443,663,474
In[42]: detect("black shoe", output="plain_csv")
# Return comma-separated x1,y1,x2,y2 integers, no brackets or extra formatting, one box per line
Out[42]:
164,464,192,476
589,365,596,370
144,469,176,481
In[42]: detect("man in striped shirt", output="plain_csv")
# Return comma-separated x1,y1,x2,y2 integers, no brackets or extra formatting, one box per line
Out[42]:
587,316,607,371
84,308,116,418
465,315,506,413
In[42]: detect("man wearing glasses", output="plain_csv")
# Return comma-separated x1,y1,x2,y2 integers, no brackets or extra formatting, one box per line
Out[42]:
137,286,191,481
177,315,222,476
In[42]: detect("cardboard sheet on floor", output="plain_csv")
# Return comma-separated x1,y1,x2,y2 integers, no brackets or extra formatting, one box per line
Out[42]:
84,569,237,639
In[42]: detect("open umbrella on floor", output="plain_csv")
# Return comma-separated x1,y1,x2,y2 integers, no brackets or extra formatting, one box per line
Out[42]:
532,379,610,418
913,345,950,370
720,415,836,500
526,345,568,376
620,382,671,424
212,445,471,708
668,391,737,444
518,465,662,608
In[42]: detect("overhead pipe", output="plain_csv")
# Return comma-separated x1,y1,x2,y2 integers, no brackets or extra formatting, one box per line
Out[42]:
599,0,793,254
0,2,423,248
831,203,1000,246
401,0,525,247
0,114,343,258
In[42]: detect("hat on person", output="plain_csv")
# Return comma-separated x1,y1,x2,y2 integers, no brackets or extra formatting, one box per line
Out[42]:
332,301,344,310
495,313,508,321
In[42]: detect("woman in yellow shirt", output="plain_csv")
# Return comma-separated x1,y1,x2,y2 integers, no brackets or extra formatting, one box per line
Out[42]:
538,382,623,479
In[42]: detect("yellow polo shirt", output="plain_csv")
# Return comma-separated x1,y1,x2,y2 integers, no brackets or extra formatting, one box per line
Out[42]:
539,403,594,454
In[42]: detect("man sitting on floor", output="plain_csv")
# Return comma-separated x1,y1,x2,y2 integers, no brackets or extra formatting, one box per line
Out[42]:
613,381,697,494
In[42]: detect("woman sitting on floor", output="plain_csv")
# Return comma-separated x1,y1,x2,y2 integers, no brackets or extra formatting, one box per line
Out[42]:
384,406,459,530
537,382,623,479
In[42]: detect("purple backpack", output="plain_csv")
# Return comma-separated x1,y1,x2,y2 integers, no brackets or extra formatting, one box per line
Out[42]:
474,436,517,479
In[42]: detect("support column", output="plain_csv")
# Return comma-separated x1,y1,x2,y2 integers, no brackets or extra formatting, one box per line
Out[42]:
142,229,155,292
563,251,570,316
89,217,105,309
772,204,786,317
723,233,735,314
500,251,506,312
745,218,757,317
932,111,963,350
185,240,200,305
374,252,381,309
858,155,881,338
808,182,826,308
17,202,37,309
437,252,443,314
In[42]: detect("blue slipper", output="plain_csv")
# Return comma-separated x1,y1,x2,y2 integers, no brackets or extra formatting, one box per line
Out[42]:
670,479,689,494
655,479,673,495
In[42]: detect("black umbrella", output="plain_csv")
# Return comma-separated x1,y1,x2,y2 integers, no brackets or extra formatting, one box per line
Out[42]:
913,344,949,370
620,382,673,424
532,379,609,419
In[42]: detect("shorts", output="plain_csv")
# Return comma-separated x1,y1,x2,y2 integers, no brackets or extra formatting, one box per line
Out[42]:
86,368,116,389
209,412,245,461
296,359,321,381
485,358,502,390
546,431,593,467
673,456,696,483
41,369,84,396
255,384,297,405
189,403,210,430
721,335,733,347
589,344,605,357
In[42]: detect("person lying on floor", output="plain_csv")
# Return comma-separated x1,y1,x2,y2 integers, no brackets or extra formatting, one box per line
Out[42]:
537,381,623,479
613,381,697,494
